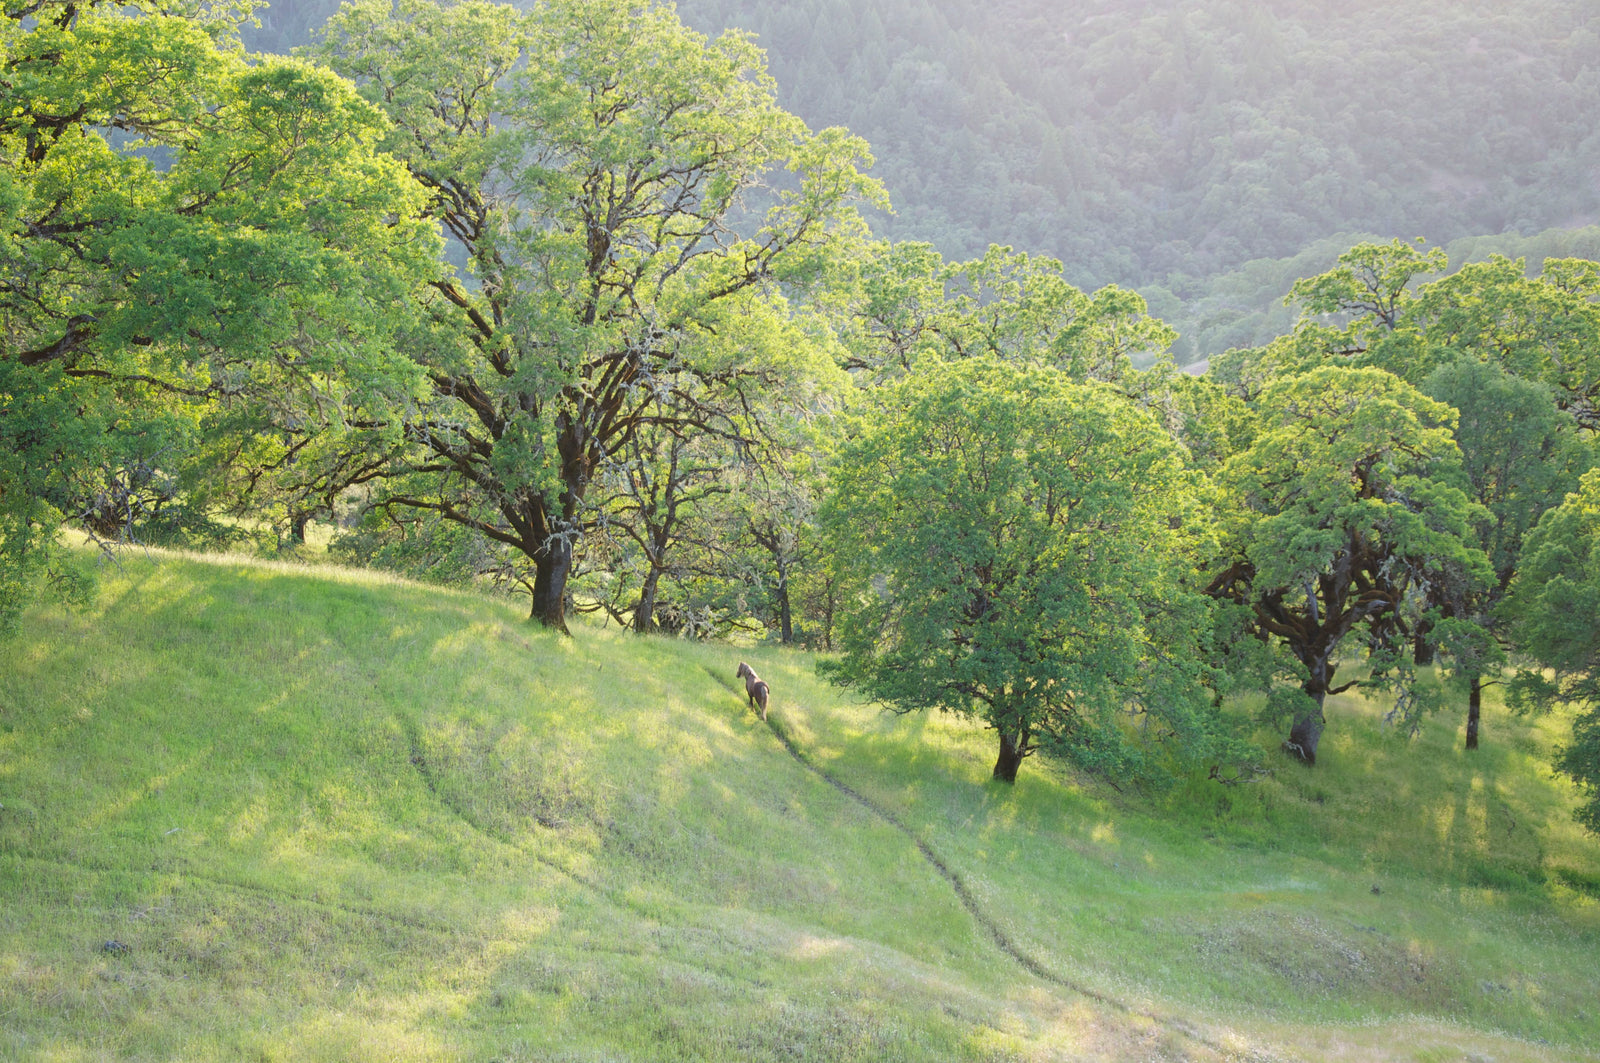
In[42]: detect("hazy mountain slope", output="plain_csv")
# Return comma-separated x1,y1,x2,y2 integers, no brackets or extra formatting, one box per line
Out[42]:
672,0,1600,288
2,551,1598,1059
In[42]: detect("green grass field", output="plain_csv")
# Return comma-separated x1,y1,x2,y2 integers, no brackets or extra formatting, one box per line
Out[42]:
2,550,1597,1061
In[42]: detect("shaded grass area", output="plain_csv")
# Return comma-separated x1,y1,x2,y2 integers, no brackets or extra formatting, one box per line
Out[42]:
0,550,1595,1061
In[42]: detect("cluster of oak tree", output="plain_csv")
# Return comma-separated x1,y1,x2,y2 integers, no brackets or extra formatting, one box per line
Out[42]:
5,0,1599,827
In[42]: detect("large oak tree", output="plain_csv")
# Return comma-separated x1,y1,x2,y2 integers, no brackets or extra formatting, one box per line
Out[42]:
821,358,1218,784
1209,366,1490,765
309,0,879,631
0,0,430,629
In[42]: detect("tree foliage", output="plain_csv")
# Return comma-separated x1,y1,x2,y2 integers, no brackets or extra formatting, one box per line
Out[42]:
1216,242,1600,751
1506,469,1600,834
0,0,430,629
1420,358,1592,748
308,0,879,631
1209,366,1491,764
832,241,1176,388
1274,241,1600,428
821,358,1218,784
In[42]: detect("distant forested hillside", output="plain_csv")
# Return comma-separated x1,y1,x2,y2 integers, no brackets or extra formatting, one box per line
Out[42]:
670,1,1600,274
246,0,1600,356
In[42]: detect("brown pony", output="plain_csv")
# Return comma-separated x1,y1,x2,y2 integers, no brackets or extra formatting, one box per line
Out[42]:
735,662,770,722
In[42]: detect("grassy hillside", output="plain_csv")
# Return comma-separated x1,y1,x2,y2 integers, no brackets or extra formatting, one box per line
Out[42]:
2,551,1597,1061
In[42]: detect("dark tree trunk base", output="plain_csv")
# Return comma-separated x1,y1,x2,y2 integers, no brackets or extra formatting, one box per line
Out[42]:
632,571,661,635
1413,631,1435,666
530,536,574,636
993,730,1026,783
530,600,571,635
1285,709,1325,766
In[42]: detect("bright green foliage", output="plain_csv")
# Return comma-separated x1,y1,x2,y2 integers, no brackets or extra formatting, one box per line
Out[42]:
820,358,1217,784
0,363,99,627
833,241,1176,391
1166,371,1258,473
1278,243,1600,429
1221,243,1600,746
1212,239,1449,391
937,245,1177,382
829,240,947,377
1212,366,1491,763
311,0,878,630
0,0,432,629
1288,238,1449,335
1408,255,1600,429
1424,360,1591,593
1506,468,1600,834
1420,360,1592,745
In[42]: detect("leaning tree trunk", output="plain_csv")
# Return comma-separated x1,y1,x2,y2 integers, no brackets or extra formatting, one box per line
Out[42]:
1465,672,1483,751
993,728,1029,783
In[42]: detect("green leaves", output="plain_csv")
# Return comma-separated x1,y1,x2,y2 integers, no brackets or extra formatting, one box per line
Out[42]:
1287,238,1446,332
1422,357,1592,588
0,0,434,622
1209,365,1492,762
822,358,1218,783
1224,366,1486,595
1505,469,1600,833
829,240,1179,414
308,0,883,627
1506,470,1600,677
1282,241,1600,430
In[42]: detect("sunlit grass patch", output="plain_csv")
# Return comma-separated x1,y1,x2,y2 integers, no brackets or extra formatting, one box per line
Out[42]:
1,549,1596,1060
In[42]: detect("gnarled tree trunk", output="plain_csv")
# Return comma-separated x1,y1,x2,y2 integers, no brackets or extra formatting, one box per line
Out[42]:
1285,703,1326,765
1286,651,1333,765
993,727,1029,783
632,565,662,635
530,535,573,635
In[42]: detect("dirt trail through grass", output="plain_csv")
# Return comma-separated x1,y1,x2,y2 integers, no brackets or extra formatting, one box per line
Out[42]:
707,667,1251,1060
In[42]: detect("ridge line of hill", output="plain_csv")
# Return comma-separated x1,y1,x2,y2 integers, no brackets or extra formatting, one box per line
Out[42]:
706,666,1245,1060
